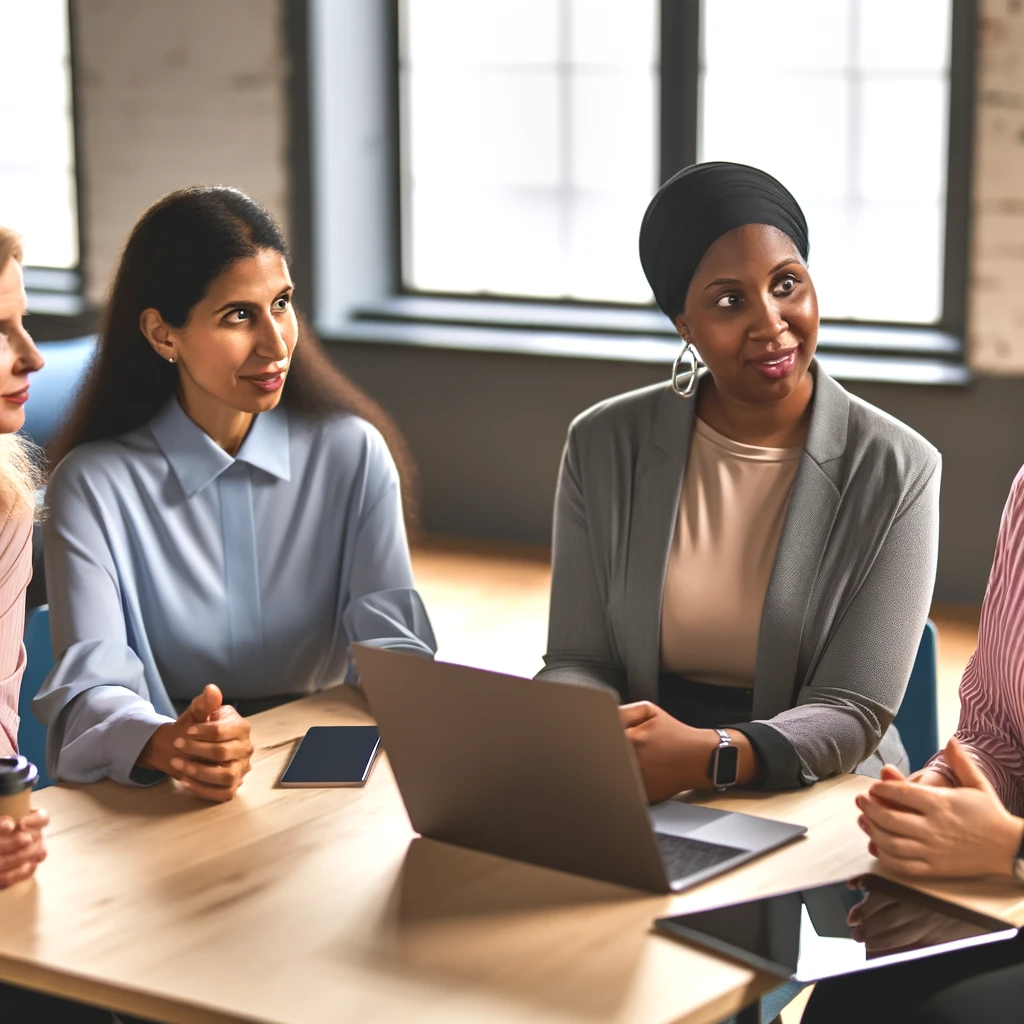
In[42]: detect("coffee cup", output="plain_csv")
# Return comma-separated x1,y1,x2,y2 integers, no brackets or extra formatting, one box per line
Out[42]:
0,755,38,824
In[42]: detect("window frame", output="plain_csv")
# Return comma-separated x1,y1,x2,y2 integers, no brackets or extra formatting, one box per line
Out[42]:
389,0,976,339
663,0,977,342
10,0,88,327
301,0,977,385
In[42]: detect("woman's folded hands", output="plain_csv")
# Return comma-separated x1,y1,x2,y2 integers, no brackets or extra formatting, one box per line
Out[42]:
857,737,1024,880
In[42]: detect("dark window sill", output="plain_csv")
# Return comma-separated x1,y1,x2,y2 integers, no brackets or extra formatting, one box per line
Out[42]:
332,296,970,387
24,266,89,330
27,291,86,317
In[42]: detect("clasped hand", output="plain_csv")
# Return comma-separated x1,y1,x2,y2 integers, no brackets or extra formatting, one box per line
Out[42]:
619,701,725,803
857,736,1024,879
0,807,48,888
138,684,254,802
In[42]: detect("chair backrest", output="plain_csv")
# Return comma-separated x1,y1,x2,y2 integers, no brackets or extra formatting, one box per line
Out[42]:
20,335,96,448
18,604,54,789
892,619,940,773
21,336,96,614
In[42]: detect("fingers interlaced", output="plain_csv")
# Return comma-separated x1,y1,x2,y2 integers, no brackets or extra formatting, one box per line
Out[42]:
176,737,252,764
186,717,251,743
860,798,930,840
867,781,936,815
176,759,246,786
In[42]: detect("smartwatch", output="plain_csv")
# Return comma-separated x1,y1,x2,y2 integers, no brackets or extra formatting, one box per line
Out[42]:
706,728,740,792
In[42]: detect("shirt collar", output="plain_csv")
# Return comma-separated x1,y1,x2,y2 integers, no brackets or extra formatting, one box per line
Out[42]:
149,397,292,499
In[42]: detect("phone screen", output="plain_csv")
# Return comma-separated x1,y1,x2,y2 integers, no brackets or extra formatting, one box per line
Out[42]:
279,726,381,787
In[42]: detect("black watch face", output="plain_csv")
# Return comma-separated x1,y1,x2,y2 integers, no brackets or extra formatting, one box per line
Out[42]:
715,745,740,786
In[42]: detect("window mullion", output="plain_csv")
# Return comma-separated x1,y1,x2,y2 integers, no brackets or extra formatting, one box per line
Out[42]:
658,0,700,184
942,0,978,339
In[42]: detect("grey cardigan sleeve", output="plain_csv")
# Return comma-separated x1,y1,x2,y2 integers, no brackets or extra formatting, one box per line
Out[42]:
756,460,941,786
537,431,627,700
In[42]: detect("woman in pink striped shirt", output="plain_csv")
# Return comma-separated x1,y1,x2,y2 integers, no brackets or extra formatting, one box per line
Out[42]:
0,226,48,890
803,467,1024,1022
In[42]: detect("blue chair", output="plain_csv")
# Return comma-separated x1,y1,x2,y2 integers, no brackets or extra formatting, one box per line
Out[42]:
893,619,940,773
719,621,941,1023
20,335,96,448
18,605,54,789
21,335,96,613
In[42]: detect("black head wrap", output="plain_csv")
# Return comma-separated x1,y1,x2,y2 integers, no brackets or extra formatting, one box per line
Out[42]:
639,161,809,320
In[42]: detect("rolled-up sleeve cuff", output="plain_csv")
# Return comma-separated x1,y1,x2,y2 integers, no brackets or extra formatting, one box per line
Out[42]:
731,722,806,791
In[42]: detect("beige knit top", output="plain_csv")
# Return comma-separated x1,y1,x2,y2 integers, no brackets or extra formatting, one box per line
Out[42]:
660,417,802,689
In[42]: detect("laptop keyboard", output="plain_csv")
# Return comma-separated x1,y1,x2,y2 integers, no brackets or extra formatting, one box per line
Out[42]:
654,831,745,882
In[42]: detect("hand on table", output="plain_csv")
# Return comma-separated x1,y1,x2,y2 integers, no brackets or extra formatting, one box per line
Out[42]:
856,737,1024,879
137,684,253,803
618,702,756,803
0,807,48,888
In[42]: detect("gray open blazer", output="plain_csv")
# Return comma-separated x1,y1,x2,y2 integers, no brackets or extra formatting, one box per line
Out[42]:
538,363,940,788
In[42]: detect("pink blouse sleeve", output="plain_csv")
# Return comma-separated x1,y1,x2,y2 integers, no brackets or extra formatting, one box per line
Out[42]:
928,467,1024,814
0,514,33,757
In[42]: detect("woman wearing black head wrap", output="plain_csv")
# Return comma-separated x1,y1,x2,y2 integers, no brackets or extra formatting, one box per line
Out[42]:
538,162,941,798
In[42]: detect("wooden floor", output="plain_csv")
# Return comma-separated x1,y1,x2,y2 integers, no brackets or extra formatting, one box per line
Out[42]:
410,541,982,1024
412,540,980,744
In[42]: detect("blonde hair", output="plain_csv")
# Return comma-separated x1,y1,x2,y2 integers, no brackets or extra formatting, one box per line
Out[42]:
0,227,42,521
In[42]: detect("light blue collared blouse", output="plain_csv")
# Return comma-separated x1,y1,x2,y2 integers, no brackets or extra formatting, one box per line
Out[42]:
34,398,436,785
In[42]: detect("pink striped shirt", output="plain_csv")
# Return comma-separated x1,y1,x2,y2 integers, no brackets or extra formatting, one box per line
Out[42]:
0,513,32,757
929,465,1024,814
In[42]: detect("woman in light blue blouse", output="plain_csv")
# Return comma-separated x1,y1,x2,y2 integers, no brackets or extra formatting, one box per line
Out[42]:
33,186,435,800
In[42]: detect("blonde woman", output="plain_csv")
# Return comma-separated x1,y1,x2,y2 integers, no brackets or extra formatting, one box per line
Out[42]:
0,226,47,889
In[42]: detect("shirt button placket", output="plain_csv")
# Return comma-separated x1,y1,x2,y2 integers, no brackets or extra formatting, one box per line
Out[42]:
218,464,266,693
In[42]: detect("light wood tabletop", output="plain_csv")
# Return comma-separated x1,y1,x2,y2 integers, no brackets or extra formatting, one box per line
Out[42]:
2,686,1022,1024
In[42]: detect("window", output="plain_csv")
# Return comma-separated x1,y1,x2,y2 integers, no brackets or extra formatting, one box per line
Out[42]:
700,0,952,325
0,0,79,271
400,0,658,304
395,0,968,331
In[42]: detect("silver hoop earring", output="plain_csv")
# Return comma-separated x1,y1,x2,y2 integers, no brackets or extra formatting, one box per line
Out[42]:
671,342,702,398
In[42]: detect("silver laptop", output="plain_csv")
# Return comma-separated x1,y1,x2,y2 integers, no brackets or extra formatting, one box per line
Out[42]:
354,645,807,894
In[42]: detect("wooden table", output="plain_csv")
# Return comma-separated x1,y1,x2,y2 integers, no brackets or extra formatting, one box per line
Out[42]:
2,688,1023,1024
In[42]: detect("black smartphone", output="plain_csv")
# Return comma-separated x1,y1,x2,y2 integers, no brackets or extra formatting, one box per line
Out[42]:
278,726,381,788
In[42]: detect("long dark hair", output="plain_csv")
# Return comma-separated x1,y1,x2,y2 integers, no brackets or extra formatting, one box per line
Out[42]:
48,186,418,526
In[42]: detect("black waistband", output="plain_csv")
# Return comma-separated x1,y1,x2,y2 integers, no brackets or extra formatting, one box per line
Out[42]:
658,671,754,729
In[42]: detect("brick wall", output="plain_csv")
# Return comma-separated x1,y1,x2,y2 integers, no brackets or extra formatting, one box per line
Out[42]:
71,0,290,306
970,0,1024,372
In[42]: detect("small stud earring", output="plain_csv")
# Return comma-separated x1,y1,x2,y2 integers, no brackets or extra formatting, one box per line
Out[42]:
168,356,177,364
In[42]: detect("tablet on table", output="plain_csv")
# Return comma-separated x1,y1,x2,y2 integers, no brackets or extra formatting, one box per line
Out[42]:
656,874,1019,983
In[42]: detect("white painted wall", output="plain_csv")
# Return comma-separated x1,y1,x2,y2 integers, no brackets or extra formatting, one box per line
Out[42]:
71,0,290,306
